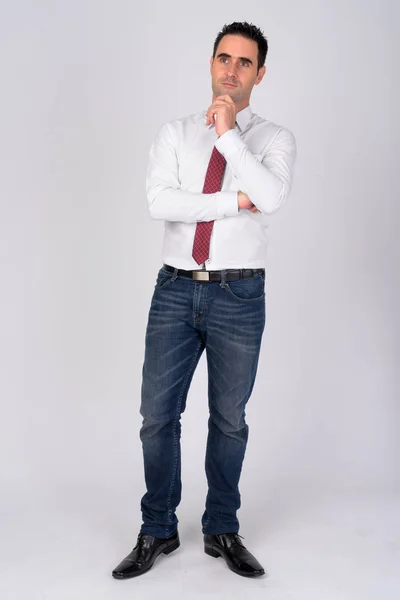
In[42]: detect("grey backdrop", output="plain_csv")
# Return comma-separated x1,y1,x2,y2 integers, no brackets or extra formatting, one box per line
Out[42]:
1,1,399,598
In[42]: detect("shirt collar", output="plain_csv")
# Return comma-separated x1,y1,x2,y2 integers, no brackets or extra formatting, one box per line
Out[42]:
204,104,253,132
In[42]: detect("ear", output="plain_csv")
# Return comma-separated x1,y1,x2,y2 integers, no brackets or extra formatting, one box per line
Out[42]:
255,65,266,85
209,55,214,74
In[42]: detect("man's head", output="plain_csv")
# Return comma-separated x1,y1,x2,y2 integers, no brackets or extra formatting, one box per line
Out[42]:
210,22,268,110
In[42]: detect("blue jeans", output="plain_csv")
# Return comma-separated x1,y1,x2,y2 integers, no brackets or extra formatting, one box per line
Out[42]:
139,266,266,538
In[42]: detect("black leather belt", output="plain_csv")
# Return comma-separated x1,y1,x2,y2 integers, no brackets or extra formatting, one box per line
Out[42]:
163,263,264,282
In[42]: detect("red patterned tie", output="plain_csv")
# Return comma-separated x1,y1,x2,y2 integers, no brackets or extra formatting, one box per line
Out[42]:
192,146,227,265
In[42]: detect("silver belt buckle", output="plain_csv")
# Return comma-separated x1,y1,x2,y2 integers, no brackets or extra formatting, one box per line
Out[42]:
193,271,210,281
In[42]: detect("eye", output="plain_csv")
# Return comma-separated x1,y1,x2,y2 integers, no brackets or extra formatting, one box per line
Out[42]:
240,61,249,67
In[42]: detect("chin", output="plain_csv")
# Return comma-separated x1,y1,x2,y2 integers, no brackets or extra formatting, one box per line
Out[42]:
227,90,241,102
220,86,237,98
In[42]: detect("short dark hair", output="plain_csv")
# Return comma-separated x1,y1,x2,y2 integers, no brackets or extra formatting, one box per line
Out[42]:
212,22,268,72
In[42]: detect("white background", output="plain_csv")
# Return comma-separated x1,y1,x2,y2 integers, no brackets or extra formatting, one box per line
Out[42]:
1,0,399,598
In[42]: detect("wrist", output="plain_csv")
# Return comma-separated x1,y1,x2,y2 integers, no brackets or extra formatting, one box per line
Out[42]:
218,126,235,138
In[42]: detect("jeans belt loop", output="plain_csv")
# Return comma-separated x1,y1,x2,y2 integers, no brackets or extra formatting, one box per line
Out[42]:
220,269,227,287
172,267,178,282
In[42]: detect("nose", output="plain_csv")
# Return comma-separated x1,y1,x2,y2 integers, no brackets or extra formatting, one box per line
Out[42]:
226,62,239,79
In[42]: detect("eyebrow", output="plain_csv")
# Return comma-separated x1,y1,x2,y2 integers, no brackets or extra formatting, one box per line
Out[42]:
216,52,253,66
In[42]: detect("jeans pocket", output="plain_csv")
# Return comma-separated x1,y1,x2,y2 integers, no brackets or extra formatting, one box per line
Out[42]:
224,273,265,302
155,268,174,289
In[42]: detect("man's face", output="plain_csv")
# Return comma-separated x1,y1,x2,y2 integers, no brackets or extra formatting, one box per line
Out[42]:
209,34,266,107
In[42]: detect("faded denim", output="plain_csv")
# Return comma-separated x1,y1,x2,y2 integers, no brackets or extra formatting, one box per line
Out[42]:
139,266,266,538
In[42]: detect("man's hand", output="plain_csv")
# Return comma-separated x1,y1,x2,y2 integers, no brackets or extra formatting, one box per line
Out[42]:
238,191,260,213
205,95,236,137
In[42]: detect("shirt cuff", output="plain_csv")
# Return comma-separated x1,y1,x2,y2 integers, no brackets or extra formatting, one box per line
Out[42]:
215,128,247,158
216,191,239,218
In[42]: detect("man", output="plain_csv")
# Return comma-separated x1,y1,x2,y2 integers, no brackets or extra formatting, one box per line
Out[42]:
112,21,296,579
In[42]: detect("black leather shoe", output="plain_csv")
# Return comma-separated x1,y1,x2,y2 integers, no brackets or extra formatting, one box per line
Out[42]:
204,533,265,578
112,531,180,579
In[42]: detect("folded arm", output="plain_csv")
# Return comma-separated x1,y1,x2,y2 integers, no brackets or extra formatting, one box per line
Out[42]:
146,123,239,223
215,126,297,215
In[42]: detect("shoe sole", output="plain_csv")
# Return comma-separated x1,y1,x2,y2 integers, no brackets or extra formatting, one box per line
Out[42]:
112,538,180,579
204,545,265,578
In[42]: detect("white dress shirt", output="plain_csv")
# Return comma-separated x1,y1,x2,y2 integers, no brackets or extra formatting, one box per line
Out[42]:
146,104,297,270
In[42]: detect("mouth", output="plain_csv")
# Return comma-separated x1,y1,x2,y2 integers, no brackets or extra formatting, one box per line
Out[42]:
222,82,238,88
